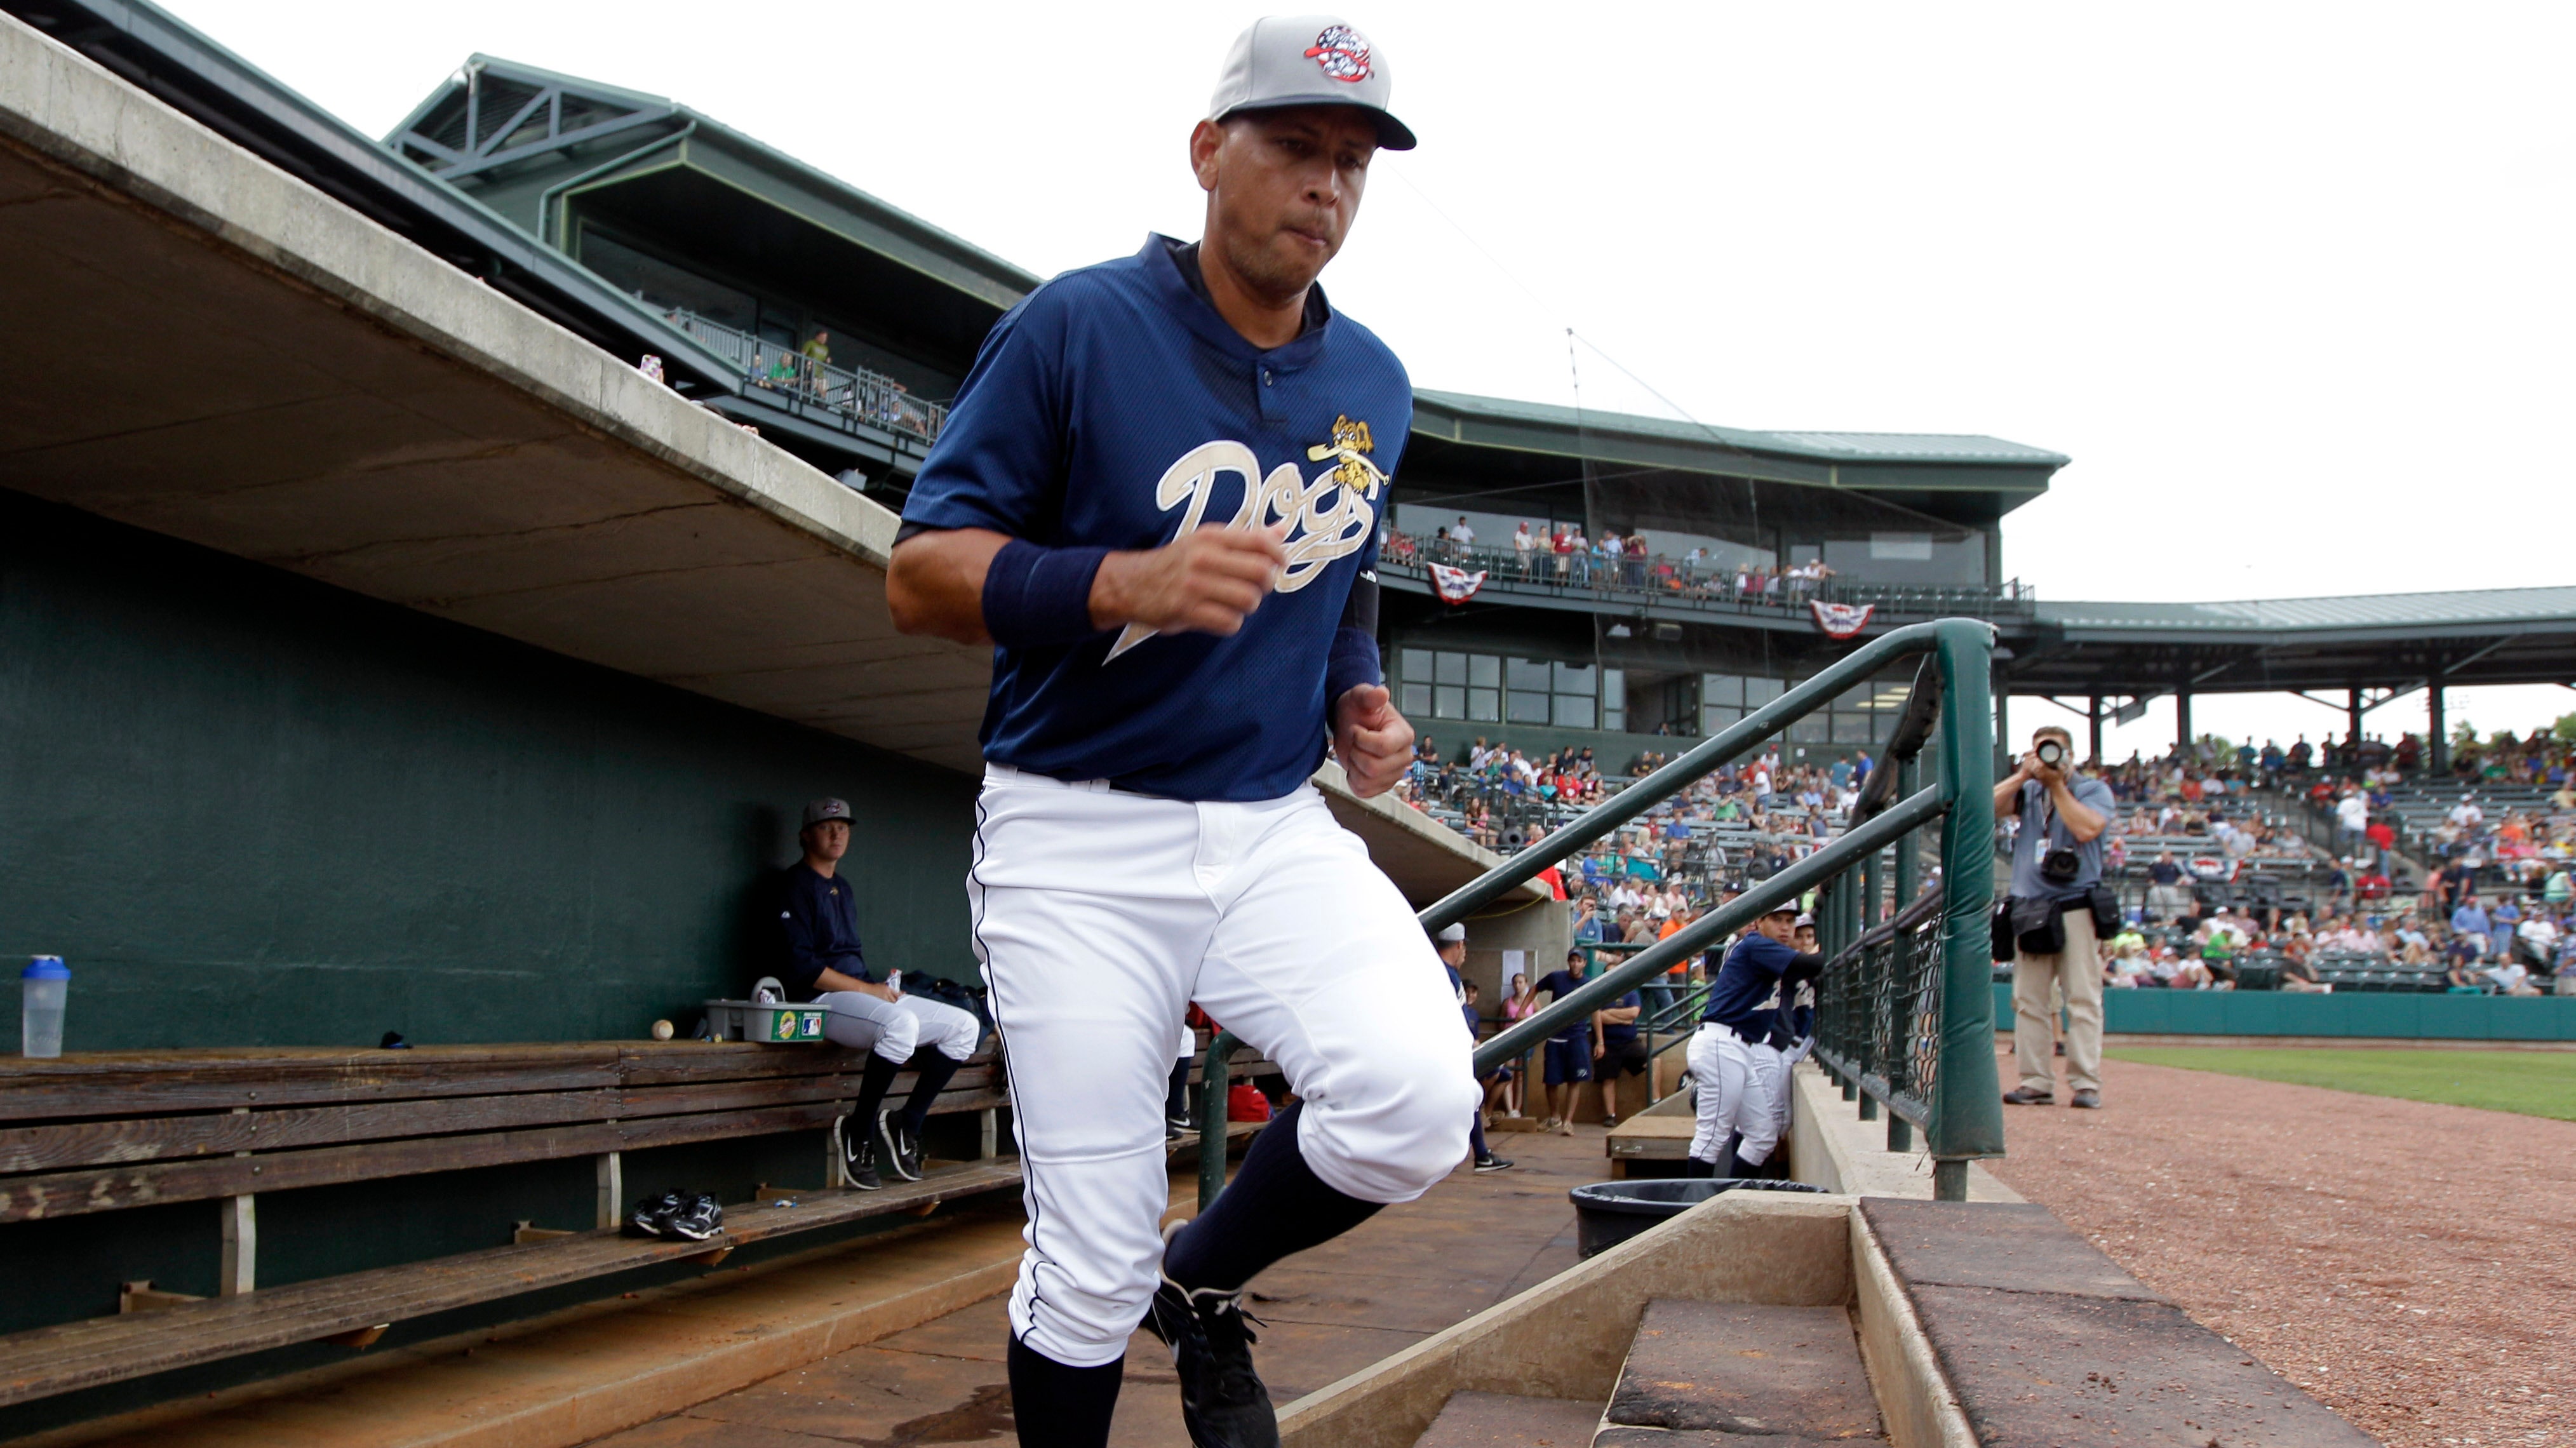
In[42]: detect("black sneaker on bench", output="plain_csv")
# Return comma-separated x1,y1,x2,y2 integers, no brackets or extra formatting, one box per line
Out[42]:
624,1190,685,1238
656,1193,724,1242
840,1116,883,1191
878,1111,923,1183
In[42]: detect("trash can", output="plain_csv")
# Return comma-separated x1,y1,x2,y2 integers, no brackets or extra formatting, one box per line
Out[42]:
1567,1178,1827,1259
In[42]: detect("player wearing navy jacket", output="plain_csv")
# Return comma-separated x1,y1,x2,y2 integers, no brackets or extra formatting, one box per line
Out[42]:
885,19,1466,1448
1686,905,1825,1177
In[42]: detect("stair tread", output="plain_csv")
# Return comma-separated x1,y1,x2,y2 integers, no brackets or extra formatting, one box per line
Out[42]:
1587,1422,1875,1432
1606,1300,1883,1440
1415,1390,1602,1448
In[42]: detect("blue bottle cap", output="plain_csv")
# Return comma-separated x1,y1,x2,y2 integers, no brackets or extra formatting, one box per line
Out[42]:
23,956,69,981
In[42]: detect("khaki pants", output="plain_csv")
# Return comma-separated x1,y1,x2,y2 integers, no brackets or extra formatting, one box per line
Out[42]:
2014,906,2105,1094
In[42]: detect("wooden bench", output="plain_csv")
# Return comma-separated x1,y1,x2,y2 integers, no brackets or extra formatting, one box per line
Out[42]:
0,1039,1014,1408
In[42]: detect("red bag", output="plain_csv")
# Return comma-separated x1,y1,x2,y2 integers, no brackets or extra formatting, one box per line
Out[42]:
1226,1083,1273,1122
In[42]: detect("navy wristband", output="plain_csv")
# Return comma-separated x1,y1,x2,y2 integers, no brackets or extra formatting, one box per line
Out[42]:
1325,626,1384,709
982,539,1111,649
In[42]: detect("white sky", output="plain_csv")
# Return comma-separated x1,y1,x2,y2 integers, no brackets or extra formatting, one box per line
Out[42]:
161,1,2576,757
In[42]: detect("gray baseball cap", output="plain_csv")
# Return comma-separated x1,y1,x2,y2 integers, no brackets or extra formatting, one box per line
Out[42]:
1209,16,1416,151
802,798,853,829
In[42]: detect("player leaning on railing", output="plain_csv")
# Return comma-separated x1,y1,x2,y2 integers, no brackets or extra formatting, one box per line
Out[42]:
884,18,1463,1448
1681,902,1823,1177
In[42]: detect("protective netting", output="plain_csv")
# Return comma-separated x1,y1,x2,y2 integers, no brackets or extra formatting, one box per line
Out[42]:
1815,890,1947,1127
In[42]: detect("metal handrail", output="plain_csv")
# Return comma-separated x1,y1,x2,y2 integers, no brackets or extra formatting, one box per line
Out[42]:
1379,534,2036,619
659,309,948,443
1472,783,1949,1073
1414,616,2002,1197
1419,621,1959,932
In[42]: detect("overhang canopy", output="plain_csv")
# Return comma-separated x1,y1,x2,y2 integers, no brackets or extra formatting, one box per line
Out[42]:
0,12,1528,906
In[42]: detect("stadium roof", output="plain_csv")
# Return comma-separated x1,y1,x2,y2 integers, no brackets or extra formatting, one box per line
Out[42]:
386,53,1042,308
1412,389,2069,468
2034,586,2576,643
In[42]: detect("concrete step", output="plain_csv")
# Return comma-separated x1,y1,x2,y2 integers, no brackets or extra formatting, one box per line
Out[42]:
1602,1299,1884,1442
1412,1391,1602,1448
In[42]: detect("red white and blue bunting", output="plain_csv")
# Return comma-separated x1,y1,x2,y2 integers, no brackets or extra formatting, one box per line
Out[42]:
1428,563,1488,605
1809,601,1874,638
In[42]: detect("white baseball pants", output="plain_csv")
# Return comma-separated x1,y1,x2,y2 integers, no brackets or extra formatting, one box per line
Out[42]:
1686,1023,1783,1168
813,989,981,1065
969,765,1475,1369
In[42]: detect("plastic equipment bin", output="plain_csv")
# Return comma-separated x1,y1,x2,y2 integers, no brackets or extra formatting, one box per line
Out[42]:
700,1000,829,1043
1568,1178,1825,1258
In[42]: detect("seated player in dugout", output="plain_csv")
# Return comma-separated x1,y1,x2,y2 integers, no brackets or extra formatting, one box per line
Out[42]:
776,798,982,1191
882,16,1466,1448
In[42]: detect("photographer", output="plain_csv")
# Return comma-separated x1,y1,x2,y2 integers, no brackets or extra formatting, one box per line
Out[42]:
1994,727,2117,1109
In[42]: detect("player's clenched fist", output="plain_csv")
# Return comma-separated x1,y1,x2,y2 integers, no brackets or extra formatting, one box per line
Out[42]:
1332,683,1415,798
1092,523,1289,636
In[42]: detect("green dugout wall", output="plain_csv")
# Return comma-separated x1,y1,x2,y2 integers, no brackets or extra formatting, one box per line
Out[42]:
1994,984,2576,1042
0,491,981,1052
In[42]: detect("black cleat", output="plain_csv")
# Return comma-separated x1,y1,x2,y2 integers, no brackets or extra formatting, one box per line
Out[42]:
839,1115,883,1191
1144,1226,1277,1448
657,1193,724,1242
1166,1112,1195,1138
1472,1155,1515,1174
624,1191,684,1238
878,1111,923,1183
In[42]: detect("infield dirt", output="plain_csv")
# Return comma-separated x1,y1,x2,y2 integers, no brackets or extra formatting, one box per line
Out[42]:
1985,1047,2576,1448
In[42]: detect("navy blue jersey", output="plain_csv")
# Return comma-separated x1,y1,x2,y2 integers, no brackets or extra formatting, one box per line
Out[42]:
1534,969,1590,1043
1702,934,1821,1036
1600,988,1642,1045
1780,979,1816,1050
777,863,873,995
902,235,1411,801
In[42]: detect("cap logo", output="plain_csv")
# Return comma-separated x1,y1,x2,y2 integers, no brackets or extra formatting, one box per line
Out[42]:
1304,24,1374,83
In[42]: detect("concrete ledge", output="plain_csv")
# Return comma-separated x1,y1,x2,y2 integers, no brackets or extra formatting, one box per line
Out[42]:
1848,1212,1975,1448
1276,1191,1855,1448
1787,1063,2020,1203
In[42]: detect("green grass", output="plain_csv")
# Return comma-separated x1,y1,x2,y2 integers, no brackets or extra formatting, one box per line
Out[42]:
2104,1046,2576,1122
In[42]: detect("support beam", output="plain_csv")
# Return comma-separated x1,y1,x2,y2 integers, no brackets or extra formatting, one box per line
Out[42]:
595,1151,623,1230
2347,687,2365,755
1993,667,2011,772
2176,689,2193,754
2088,695,2103,765
2429,667,2448,775
218,1195,255,1297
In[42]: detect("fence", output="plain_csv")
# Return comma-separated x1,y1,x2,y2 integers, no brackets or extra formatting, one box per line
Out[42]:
660,310,946,443
1376,532,2036,623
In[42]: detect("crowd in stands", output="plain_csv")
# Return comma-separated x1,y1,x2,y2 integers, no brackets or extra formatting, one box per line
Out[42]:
1380,517,1928,609
2057,730,2576,996
1397,721,2576,1003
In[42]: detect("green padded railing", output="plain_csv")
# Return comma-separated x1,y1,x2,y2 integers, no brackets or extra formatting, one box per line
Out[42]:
1201,617,2006,1205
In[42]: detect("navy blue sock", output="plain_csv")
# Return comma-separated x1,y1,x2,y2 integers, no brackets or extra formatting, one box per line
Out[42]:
850,1051,902,1128
1468,1113,1489,1161
1162,1099,1380,1292
1007,1334,1120,1447
896,1049,962,1136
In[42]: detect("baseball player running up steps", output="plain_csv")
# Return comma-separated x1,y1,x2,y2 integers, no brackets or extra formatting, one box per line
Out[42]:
778,798,983,1191
1685,903,1826,1178
885,18,1467,1448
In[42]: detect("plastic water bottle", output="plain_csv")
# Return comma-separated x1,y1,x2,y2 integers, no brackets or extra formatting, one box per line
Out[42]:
21,956,68,1059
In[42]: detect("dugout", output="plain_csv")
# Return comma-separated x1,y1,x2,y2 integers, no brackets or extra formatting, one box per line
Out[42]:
0,6,1541,1431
